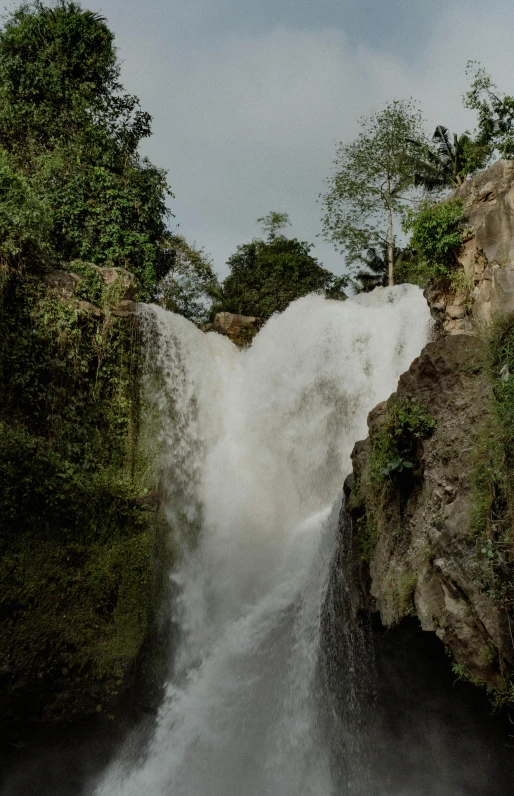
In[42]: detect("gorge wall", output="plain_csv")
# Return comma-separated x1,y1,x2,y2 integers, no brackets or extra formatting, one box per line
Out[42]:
346,159,514,702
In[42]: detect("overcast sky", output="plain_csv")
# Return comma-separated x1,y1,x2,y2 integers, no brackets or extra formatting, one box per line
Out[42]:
35,1,514,276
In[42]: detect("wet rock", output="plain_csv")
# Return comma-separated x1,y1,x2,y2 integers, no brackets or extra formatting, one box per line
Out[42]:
203,312,263,346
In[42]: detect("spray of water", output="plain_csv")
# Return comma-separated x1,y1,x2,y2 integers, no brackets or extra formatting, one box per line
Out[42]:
94,286,430,796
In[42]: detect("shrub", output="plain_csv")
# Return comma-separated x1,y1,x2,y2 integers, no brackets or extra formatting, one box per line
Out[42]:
402,198,465,282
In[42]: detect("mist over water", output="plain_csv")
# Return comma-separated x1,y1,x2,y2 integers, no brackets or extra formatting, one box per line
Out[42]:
94,287,431,796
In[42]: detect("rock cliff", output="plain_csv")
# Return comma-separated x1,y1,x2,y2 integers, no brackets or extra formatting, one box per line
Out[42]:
346,160,514,702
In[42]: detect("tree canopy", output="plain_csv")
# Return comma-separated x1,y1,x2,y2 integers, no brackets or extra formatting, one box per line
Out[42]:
321,99,427,286
0,1,172,295
222,214,347,319
408,125,489,191
464,61,514,160
158,235,217,324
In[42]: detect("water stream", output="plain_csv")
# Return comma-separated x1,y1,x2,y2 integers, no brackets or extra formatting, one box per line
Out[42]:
94,287,431,796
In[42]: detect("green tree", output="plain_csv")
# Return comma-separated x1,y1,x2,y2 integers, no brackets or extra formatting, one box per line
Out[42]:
0,1,172,295
409,125,489,190
402,198,464,281
223,215,347,319
464,61,514,160
158,235,218,324
321,99,427,286
0,146,51,274
256,211,291,240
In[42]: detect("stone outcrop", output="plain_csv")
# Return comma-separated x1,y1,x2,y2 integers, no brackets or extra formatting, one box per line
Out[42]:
429,160,514,332
350,336,514,689
45,269,82,299
46,263,138,318
203,311,263,346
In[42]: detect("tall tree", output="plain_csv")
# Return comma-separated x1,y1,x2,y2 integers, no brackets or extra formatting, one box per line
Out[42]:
0,1,172,294
222,214,347,319
464,61,514,160
321,99,427,286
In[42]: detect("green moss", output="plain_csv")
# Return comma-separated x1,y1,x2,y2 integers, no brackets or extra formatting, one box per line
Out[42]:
0,271,164,729
394,572,418,617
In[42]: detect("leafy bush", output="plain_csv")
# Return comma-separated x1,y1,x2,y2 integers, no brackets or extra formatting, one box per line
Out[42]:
0,2,173,297
223,234,347,319
370,399,437,486
0,146,51,272
402,199,464,282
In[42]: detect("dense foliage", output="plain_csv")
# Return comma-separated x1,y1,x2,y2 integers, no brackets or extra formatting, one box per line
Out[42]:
158,235,217,324
409,125,489,190
0,2,170,730
400,199,465,285
223,229,347,319
0,1,172,295
464,62,514,161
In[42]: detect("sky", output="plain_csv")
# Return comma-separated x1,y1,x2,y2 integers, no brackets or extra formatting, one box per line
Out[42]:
26,0,514,277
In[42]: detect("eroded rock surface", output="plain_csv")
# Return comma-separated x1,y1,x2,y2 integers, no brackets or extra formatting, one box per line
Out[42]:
350,336,514,689
428,160,514,332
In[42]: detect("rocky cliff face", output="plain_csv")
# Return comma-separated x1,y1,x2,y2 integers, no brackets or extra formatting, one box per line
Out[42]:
430,159,514,334
346,160,514,700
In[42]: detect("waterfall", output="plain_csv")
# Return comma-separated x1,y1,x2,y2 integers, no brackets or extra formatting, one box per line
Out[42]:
94,286,430,796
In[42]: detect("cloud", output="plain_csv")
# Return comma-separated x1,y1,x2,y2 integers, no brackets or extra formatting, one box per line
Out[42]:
99,0,514,277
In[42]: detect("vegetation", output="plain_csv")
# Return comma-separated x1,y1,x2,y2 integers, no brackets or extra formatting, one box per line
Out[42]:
0,2,171,730
221,212,347,319
399,198,465,286
349,399,436,563
0,1,173,296
409,125,489,190
471,316,514,620
158,235,218,324
464,61,514,160
321,99,428,286
368,399,437,486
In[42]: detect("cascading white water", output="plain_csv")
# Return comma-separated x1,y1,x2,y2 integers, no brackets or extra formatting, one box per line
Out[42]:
95,286,430,796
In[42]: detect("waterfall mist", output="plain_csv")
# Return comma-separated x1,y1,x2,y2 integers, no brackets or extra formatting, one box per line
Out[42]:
94,286,430,796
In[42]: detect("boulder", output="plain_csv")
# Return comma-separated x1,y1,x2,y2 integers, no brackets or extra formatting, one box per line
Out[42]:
77,300,102,318
443,160,514,322
45,270,82,299
348,335,514,689
111,300,138,318
92,266,138,301
204,312,263,346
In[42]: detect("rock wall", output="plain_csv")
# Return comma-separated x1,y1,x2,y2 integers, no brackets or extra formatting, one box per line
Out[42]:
345,159,514,697
350,337,513,689
430,159,514,333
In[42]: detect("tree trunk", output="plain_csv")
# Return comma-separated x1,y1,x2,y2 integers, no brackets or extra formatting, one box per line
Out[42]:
387,188,394,286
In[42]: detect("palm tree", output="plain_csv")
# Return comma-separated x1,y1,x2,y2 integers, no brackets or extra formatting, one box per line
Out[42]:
352,244,416,293
205,283,236,320
351,246,389,293
408,126,489,190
